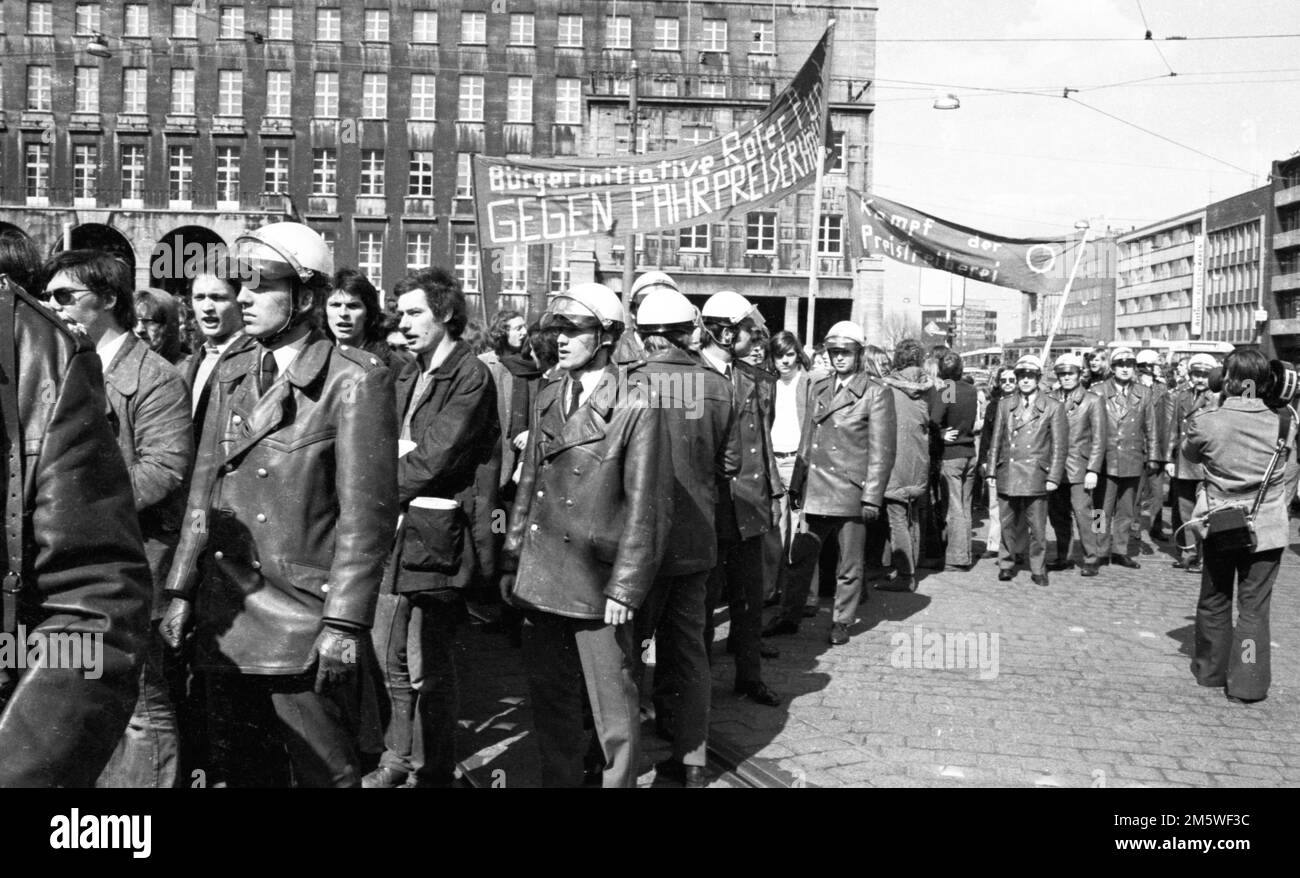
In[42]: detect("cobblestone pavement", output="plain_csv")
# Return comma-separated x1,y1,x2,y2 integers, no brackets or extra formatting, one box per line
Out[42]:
454,511,1300,788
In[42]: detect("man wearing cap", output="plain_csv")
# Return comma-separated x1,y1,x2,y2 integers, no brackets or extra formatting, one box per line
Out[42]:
501,282,672,788
1136,349,1173,541
161,222,399,787
1046,352,1107,576
1165,354,1218,573
986,355,1067,585
613,270,678,365
767,320,896,644
1093,347,1162,568
698,290,784,701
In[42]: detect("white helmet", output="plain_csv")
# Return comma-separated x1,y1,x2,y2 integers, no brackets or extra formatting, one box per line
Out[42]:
1014,354,1044,373
1187,353,1217,372
629,270,678,306
635,288,698,335
702,290,764,331
1136,348,1161,367
823,320,865,349
234,221,333,283
544,282,626,332
1054,352,1084,372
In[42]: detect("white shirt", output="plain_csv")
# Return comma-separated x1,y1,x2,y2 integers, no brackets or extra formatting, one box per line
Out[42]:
564,369,605,411
192,333,243,415
771,373,802,453
700,346,731,379
268,333,309,375
96,330,129,372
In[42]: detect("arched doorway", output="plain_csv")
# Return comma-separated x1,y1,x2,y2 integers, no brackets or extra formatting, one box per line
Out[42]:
52,223,137,278
150,225,227,299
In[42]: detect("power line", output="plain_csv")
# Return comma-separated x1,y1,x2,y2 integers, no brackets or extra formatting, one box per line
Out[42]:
1134,0,1177,77
1066,97,1256,177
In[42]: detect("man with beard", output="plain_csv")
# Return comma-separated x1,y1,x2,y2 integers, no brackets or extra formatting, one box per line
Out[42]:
1046,353,1107,577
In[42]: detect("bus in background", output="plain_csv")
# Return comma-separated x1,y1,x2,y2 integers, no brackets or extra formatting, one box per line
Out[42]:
1003,334,1093,370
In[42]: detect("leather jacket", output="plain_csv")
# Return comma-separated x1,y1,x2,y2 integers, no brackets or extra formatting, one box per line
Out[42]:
0,288,151,787
165,332,399,674
712,357,784,541
1047,385,1107,485
793,370,897,517
1097,377,1162,478
1167,386,1216,480
986,392,1068,496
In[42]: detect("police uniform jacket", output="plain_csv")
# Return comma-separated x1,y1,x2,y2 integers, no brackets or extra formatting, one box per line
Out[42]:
1097,377,1161,478
792,370,896,517
986,392,1067,496
503,362,672,618
1047,385,1107,485
714,359,784,541
164,332,399,674
1166,386,1216,481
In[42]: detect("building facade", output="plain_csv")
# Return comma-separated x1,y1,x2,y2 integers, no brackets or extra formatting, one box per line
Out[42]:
1269,154,1300,361
1019,230,1117,344
1202,185,1269,350
1115,210,1204,346
922,299,996,352
0,0,878,338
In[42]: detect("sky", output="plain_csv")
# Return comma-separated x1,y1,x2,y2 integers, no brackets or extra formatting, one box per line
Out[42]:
868,0,1300,340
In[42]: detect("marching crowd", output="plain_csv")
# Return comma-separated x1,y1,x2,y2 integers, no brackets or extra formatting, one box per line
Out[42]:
0,220,1294,789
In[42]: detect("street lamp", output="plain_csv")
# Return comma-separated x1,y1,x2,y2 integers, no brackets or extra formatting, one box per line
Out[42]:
933,93,961,110
85,33,111,58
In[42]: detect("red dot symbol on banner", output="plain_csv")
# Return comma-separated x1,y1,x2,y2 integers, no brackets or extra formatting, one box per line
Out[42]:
1025,244,1058,275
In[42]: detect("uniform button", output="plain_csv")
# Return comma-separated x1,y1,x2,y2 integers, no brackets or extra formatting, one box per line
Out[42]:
750,448,757,454
321,584,331,593
257,468,268,478
370,357,379,365
530,524,539,532
232,415,242,425
572,468,581,475
223,464,234,473
537,490,545,498
213,551,224,560
339,345,349,351
565,499,574,507
256,513,267,523
251,560,261,570
563,534,571,542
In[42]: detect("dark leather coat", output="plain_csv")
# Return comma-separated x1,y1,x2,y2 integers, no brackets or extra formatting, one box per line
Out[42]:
1167,386,1216,480
640,347,740,576
714,358,784,540
794,370,896,517
1097,378,1162,478
1047,385,1107,485
986,392,1068,496
165,333,398,674
504,363,671,618
0,289,150,787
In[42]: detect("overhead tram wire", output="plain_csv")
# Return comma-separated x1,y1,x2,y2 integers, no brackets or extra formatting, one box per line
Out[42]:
1064,97,1256,178
1134,0,1177,77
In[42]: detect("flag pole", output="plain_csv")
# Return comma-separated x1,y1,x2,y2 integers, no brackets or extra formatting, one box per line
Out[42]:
804,19,835,349
1039,224,1093,364
621,60,639,310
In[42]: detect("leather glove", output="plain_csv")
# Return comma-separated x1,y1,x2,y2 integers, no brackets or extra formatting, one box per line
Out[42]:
1083,472,1098,491
862,503,881,523
1045,481,1059,493
1145,461,1162,475
160,597,193,650
1164,463,1176,479
312,626,360,694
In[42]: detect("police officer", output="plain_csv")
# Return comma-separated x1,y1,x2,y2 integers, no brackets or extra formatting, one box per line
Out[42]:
986,355,1067,585
631,286,738,788
613,270,679,365
1136,348,1173,541
768,320,895,644
1046,353,1107,577
1166,353,1218,573
1093,347,1162,568
501,283,672,788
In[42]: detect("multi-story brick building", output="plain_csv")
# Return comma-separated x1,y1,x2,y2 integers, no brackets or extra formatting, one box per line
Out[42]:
1115,209,1203,346
1019,230,1117,345
922,299,996,352
0,0,877,338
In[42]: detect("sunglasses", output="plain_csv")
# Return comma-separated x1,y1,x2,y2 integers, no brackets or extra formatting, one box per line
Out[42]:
999,376,1017,384
1013,369,1041,379
1189,369,1211,378
1054,368,1081,376
826,347,854,357
1111,359,1137,368
41,286,98,307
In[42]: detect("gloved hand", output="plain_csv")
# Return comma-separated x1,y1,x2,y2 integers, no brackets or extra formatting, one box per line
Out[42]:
1083,472,1098,491
862,503,880,523
160,597,192,650
1045,481,1059,493
1145,461,1162,475
1164,463,1176,479
788,490,802,511
312,626,360,694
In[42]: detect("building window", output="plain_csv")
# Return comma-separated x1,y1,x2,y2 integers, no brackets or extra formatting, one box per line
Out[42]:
359,149,385,197
507,78,533,124
702,18,728,52
218,70,243,116
557,14,582,47
266,71,291,117
216,146,241,204
699,79,726,99
412,10,437,43
358,232,383,289
312,148,337,196
315,229,336,260
653,18,680,50
219,5,244,39
121,144,145,201
264,147,289,193
606,15,631,49
411,75,437,120
267,7,292,40
73,144,98,200
753,19,775,54
556,79,582,125
549,241,572,293
454,232,480,292
171,69,195,115
459,76,484,121
829,131,846,172
122,68,147,114
748,80,773,101
818,215,844,255
408,151,434,197
316,8,340,41
27,65,52,111
407,232,433,271
461,11,486,44
502,245,527,293
746,212,777,254
27,2,53,35
652,77,679,98
362,73,387,118
25,143,50,199
75,3,101,34
455,154,473,198
510,13,534,46
314,72,339,117
123,3,148,37
74,66,99,113
169,145,194,203
173,4,196,38
680,224,709,251
364,9,389,42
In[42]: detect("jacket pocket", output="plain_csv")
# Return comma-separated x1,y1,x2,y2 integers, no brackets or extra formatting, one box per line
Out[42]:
400,504,465,574
285,559,330,599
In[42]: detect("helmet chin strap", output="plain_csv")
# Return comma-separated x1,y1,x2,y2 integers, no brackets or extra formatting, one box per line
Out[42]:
259,293,311,348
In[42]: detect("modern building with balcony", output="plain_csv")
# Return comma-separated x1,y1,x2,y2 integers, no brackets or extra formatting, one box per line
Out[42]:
0,0,878,339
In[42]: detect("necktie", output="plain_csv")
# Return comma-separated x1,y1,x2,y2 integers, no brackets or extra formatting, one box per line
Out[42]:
566,378,582,420
258,349,278,396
